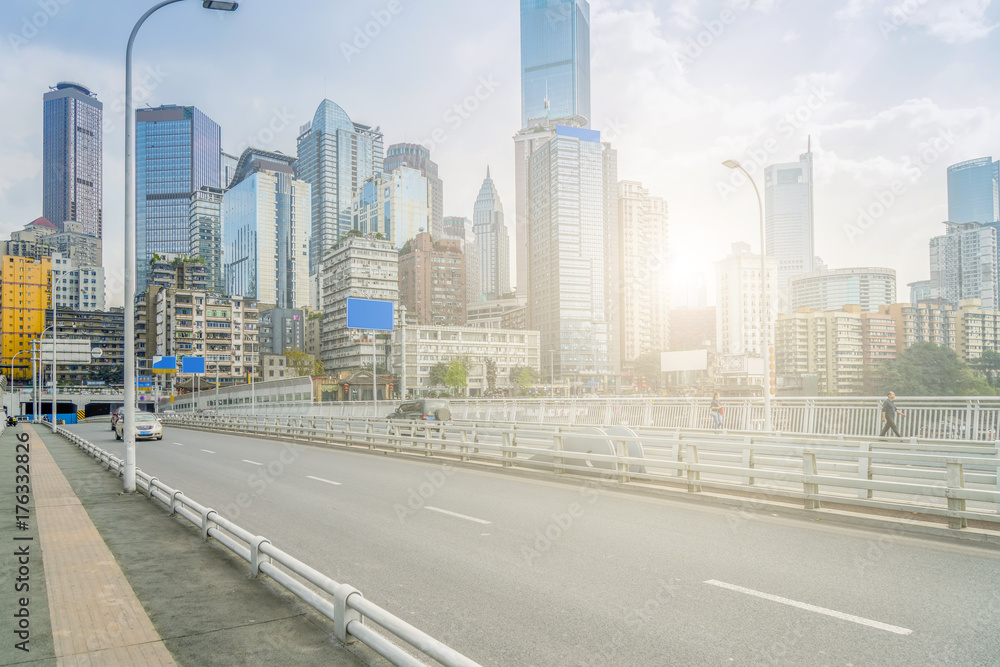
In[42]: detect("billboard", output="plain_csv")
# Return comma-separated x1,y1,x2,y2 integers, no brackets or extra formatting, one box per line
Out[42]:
181,357,206,374
661,350,709,373
152,356,177,374
37,339,94,364
346,298,394,331
137,376,152,388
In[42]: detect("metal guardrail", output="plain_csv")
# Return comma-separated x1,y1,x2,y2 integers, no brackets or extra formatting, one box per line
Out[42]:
54,426,481,667
160,414,1000,532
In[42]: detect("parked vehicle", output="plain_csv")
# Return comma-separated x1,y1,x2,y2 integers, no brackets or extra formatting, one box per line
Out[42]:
114,412,163,441
387,399,452,422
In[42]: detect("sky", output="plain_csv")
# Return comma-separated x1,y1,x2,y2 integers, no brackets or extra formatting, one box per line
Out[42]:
2,0,999,309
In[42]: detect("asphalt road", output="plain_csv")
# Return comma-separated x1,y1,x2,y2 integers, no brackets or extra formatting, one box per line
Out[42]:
69,421,1000,666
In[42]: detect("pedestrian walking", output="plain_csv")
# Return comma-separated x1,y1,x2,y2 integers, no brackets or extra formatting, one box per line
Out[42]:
710,392,723,433
880,391,906,437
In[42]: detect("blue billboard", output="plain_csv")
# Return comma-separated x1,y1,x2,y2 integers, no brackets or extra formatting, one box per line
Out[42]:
137,376,152,388
152,356,177,373
181,357,206,374
346,298,394,331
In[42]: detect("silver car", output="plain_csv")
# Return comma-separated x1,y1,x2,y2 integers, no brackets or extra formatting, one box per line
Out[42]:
114,412,163,441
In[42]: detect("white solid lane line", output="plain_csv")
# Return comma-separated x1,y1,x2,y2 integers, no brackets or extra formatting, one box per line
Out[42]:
201,449,215,454
424,506,492,525
173,442,184,446
703,580,913,635
242,459,263,466
306,475,342,486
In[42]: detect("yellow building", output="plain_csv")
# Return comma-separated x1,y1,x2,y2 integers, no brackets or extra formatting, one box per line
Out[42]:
1,255,51,381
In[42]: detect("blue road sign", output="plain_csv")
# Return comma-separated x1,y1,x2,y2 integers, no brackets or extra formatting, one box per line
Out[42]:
138,376,152,388
181,357,206,374
152,356,177,373
346,298,394,331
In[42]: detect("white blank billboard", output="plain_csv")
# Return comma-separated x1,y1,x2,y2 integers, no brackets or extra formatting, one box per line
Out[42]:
661,350,709,373
37,338,93,364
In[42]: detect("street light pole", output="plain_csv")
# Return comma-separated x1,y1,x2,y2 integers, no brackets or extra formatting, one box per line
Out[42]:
722,159,772,432
51,264,58,432
123,0,238,493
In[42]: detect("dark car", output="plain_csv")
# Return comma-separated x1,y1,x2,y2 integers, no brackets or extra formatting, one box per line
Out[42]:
388,399,452,422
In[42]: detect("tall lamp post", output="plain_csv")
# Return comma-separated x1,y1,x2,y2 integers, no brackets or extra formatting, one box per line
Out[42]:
124,0,238,493
722,159,772,432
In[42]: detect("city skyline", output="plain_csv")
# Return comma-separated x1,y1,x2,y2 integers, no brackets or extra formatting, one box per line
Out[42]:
2,0,999,307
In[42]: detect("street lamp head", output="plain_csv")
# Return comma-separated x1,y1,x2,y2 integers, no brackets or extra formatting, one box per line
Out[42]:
722,159,741,170
202,1,238,10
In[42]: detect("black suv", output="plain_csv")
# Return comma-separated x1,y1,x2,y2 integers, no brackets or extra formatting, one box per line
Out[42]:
388,399,452,422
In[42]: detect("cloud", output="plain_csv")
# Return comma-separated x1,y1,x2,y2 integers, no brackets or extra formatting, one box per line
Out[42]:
904,0,998,44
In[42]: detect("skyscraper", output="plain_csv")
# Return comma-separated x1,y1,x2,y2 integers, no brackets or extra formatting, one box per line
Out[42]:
353,167,429,249
764,144,814,296
384,143,443,239
716,242,779,357
43,82,103,241
947,157,999,224
929,221,999,309
189,186,225,294
295,100,383,280
473,167,510,301
520,0,591,128
442,215,480,306
135,105,221,288
222,148,310,309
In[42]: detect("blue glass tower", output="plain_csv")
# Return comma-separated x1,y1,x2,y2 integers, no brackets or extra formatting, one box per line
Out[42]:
520,0,591,128
136,105,221,288
947,157,999,224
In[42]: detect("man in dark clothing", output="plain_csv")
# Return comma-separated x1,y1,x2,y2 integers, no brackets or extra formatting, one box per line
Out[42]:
880,391,906,437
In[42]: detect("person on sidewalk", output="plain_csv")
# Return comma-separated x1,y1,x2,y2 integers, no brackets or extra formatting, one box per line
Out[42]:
710,392,723,433
880,391,906,437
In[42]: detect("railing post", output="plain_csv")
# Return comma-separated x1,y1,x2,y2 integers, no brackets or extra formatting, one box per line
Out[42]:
502,430,514,468
249,536,271,579
741,440,754,486
202,508,217,541
616,437,629,483
946,461,968,529
802,452,820,510
553,432,564,474
169,491,182,516
686,444,700,493
459,428,470,462
334,584,363,644
858,441,873,499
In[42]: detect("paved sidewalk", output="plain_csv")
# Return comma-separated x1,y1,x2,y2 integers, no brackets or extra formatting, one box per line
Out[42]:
0,424,382,667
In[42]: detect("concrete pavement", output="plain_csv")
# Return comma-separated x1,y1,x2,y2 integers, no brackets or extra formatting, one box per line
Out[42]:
0,423,383,666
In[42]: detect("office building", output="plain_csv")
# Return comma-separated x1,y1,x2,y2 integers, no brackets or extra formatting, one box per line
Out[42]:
189,186,224,294
520,0,591,128
669,307,716,352
790,267,897,313
929,221,999,309
716,242,779,357
442,215,480,306
473,167,510,300
764,143,814,293
392,324,540,398
466,296,526,330
51,252,105,311
46,307,124,385
775,307,863,395
43,82,103,242
296,99,383,279
398,232,466,326
1,255,51,381
259,307,305,355
318,235,398,373
526,124,616,389
384,143,443,239
947,157,999,225
136,105,222,288
909,279,932,305
223,148,310,308
618,180,669,362
221,151,238,189
352,167,429,249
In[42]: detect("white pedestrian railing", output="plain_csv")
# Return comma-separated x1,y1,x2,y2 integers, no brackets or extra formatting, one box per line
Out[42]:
159,414,1000,533
55,426,481,667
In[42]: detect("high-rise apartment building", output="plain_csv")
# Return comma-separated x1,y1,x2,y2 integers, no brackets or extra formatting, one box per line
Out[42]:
1,255,51,381
715,242,779,357
46,307,124,385
442,215,480,305
790,267,897,313
956,298,1000,362
52,252,105,311
384,143,443,239
764,144,814,294
880,302,957,351
947,157,999,224
473,168,510,301
617,180,669,362
929,221,999,309
43,82,103,241
258,306,305,355
318,235,398,373
775,307,863,396
136,105,221,288
189,186,224,294
353,167,429,249
526,125,616,389
398,232,466,326
296,100,383,279
8,217,101,268
222,148,310,309
520,0,591,128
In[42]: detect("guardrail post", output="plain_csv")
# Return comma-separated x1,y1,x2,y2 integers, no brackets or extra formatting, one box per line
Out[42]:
334,584,364,644
502,430,514,468
553,433,564,474
946,461,968,529
249,536,271,579
802,452,820,510
858,442,873,499
202,509,217,541
686,444,700,493
169,491,183,516
741,445,754,486
459,429,470,462
145,477,158,499
366,421,375,450
616,438,629,484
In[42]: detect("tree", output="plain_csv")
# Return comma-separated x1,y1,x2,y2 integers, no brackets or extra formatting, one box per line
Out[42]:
973,350,1000,387
429,362,449,387
284,347,323,377
509,365,538,396
879,343,994,396
485,359,498,396
630,351,663,391
444,359,468,395
93,364,124,385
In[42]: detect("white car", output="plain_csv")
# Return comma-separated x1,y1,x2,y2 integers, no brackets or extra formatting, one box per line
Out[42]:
114,412,163,441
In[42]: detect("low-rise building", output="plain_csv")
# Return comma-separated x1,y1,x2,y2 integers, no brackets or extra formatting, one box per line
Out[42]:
466,295,526,330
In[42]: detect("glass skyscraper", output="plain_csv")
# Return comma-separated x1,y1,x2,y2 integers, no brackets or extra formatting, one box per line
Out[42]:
384,143,443,239
135,105,221,288
947,157,999,224
764,145,815,295
473,167,510,300
520,0,592,128
43,82,103,241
